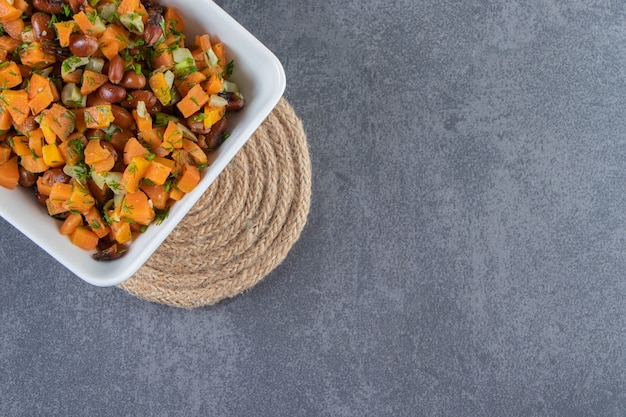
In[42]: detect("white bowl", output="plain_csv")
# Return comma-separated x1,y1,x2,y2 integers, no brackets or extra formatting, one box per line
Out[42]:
0,0,286,286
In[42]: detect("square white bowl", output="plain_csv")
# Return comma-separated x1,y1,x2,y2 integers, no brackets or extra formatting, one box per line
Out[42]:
0,0,286,286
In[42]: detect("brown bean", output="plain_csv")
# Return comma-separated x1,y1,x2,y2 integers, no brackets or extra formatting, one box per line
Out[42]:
31,13,55,43
218,92,246,111
109,129,134,153
119,71,146,89
69,34,99,57
185,116,211,134
32,0,63,14
108,55,125,84
86,92,111,107
13,116,38,133
100,140,119,162
35,189,48,206
144,7,165,46
87,177,110,203
40,168,71,188
121,90,162,114
17,64,32,79
110,105,134,129
204,118,229,150
97,83,127,103
18,167,36,188
92,242,127,261
85,129,106,141
67,0,85,14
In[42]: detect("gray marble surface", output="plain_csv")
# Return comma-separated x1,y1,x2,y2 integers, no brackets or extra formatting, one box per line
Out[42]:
2,0,626,415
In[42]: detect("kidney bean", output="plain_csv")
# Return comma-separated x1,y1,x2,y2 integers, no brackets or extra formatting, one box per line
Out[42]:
110,105,134,129
87,178,110,204
121,90,162,114
31,13,55,43
144,7,165,46
67,0,85,13
119,71,146,89
92,241,127,261
69,34,99,57
85,129,106,141
97,83,127,103
218,92,246,111
17,64,32,79
86,92,111,107
35,189,49,205
13,116,38,133
100,140,119,162
32,0,63,14
109,129,134,153
108,55,125,84
18,167,37,188
185,116,211,135
204,118,229,150
40,168,71,188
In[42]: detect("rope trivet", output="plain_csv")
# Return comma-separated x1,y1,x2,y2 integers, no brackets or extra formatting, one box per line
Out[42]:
118,98,311,308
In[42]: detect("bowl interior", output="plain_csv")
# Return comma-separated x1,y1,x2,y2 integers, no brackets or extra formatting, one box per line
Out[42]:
0,0,285,286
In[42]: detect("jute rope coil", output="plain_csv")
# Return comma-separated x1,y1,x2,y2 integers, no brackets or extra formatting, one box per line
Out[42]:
118,98,311,308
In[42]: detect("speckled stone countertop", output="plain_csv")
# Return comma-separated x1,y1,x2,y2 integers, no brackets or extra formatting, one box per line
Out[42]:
2,1,626,415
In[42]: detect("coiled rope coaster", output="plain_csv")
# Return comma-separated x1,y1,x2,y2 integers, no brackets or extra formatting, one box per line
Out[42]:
118,98,311,308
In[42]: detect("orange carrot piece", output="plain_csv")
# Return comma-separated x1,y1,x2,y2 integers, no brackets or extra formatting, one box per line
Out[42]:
212,42,226,67
0,61,22,89
131,109,152,132
84,105,115,129
0,155,18,189
0,106,11,130
70,227,100,250
122,137,150,165
143,159,171,186
164,7,184,33
60,212,83,236
0,0,22,23
58,134,86,165
162,121,183,152
121,190,155,226
140,182,169,210
2,18,23,40
84,206,109,238
28,73,55,115
175,163,200,193
175,71,206,97
182,138,207,166
80,70,109,95
9,134,29,156
19,42,56,69
201,105,225,129
35,176,50,196
176,83,208,118
42,142,65,167
42,103,76,140
0,89,29,124
0,144,11,164
21,154,49,173
65,180,95,213
27,128,44,157
205,74,223,95
0,35,18,53
168,187,184,201
109,219,132,244
49,182,73,205
55,21,77,47
121,156,150,192
73,11,105,36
